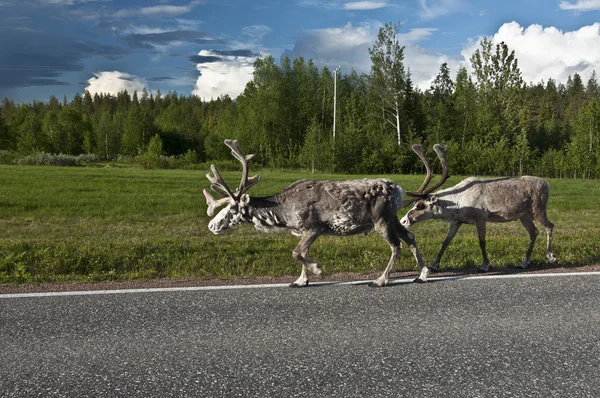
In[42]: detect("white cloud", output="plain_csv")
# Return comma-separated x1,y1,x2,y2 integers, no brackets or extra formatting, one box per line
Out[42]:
282,23,375,74
399,27,438,43
298,0,340,9
197,21,600,101
461,22,600,85
281,23,448,90
113,1,203,18
299,0,390,10
123,25,171,35
418,0,465,20
113,5,190,18
559,0,600,11
242,25,272,39
343,2,389,10
192,50,257,100
41,0,105,4
225,25,272,57
86,71,147,96
175,18,204,30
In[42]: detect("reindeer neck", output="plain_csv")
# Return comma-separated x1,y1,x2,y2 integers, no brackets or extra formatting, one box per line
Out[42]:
242,195,290,231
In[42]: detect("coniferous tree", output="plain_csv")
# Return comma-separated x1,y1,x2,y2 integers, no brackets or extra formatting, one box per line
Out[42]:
470,39,525,146
585,71,599,105
453,66,477,147
0,27,598,178
426,62,455,144
0,112,9,151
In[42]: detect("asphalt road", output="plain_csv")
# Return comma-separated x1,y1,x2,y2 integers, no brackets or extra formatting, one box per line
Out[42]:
1,274,599,397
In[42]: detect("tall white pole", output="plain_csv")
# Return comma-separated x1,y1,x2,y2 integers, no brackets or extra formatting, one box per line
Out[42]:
333,66,341,145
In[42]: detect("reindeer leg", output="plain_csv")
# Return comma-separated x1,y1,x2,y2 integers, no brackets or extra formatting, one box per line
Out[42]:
290,233,320,287
475,222,491,272
301,242,322,277
290,264,309,288
370,222,401,287
535,215,557,264
518,214,539,269
393,220,428,283
430,222,461,272
544,223,557,264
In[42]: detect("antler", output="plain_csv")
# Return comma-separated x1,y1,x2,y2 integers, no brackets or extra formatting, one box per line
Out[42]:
224,139,261,197
205,139,261,213
405,145,433,196
403,144,449,207
422,144,449,195
206,164,236,199
203,189,232,216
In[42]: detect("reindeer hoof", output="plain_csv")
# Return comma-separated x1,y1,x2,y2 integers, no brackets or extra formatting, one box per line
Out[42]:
289,281,308,288
478,268,489,273
413,277,426,283
369,281,387,288
429,266,440,273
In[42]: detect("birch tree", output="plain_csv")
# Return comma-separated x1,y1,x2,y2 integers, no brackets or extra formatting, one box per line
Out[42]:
368,22,408,147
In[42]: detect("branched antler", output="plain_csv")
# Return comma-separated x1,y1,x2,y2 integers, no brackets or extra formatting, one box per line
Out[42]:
224,139,261,197
204,138,262,217
203,189,232,216
206,164,236,199
403,144,449,207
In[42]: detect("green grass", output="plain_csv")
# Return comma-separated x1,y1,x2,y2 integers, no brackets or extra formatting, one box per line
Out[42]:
1,165,599,285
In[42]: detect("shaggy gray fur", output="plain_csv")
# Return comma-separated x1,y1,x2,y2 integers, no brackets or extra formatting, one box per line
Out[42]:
204,140,430,287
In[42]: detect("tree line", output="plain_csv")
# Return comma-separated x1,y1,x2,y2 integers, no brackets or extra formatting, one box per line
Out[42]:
0,22,599,178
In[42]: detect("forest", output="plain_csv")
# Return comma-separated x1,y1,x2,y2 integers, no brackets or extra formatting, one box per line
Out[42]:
0,23,599,178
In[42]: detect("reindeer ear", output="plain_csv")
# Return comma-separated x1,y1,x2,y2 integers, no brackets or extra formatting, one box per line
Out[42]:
240,193,250,205
429,195,439,204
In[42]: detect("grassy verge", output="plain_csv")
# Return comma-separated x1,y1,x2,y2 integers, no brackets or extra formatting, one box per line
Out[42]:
1,165,599,284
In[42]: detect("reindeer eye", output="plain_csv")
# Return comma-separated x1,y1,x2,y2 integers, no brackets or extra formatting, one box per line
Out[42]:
416,202,425,210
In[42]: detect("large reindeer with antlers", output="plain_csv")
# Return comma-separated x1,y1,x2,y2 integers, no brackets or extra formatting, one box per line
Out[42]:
203,139,448,287
400,158,558,272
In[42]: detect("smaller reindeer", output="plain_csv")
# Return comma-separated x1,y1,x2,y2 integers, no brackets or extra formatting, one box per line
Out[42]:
203,139,446,287
400,157,558,272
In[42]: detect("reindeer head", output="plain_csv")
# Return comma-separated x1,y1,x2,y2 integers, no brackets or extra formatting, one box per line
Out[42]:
203,139,260,234
400,144,449,228
400,196,444,227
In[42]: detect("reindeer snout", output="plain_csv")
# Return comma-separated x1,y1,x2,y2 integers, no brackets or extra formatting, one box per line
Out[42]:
208,220,221,234
400,215,411,228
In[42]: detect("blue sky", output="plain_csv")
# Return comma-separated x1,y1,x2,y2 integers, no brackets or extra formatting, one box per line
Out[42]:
1,0,600,103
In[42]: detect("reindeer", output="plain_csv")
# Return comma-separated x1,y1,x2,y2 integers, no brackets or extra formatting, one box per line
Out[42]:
203,139,447,287
400,154,558,272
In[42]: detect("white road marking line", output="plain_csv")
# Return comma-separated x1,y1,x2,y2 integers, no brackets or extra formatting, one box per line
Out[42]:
1,271,599,299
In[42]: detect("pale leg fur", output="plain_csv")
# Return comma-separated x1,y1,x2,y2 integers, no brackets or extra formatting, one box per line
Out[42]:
370,221,401,287
290,233,321,287
538,216,557,264
370,243,400,287
533,190,558,264
545,226,558,264
395,219,428,284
